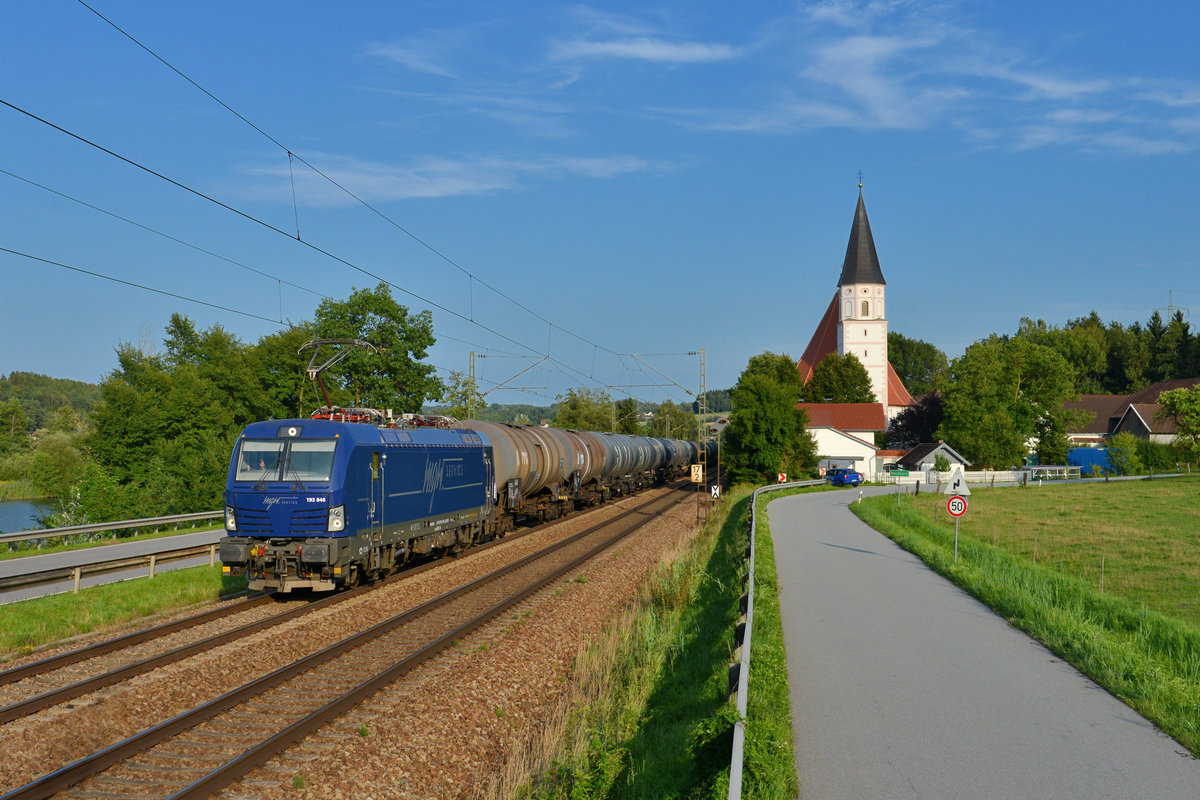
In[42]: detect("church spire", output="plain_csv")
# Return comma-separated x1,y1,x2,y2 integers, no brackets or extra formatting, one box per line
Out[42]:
837,191,886,286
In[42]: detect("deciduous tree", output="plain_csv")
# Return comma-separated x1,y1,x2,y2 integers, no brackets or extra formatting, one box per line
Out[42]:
440,370,485,421
887,393,944,449
803,352,875,404
615,398,641,434
313,283,442,412
724,353,816,483
551,387,615,431
649,400,696,441
1157,385,1200,463
937,336,1079,468
887,332,948,395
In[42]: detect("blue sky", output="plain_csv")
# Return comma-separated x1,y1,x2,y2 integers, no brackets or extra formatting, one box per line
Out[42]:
2,1,1199,408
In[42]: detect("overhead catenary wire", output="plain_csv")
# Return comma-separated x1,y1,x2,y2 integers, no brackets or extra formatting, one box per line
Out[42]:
0,96,553,364
74,0,621,360
0,166,326,301
1,97,687,409
0,166,556,368
0,245,282,324
15,7,707,408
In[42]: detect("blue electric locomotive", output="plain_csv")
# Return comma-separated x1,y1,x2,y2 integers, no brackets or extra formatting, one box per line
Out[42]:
219,416,495,591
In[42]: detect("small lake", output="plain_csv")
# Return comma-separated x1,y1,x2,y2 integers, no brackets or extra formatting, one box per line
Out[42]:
0,499,57,533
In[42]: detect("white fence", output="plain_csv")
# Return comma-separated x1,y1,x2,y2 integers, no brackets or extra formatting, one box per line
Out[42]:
873,467,1081,486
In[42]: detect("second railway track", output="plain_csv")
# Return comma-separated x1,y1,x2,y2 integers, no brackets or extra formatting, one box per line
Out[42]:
1,484,689,800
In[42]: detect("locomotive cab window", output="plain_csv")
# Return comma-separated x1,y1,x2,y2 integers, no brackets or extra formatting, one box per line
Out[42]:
287,440,338,482
235,438,337,483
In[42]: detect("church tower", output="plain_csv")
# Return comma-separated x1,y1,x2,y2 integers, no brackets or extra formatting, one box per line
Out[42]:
796,185,913,416
836,186,888,407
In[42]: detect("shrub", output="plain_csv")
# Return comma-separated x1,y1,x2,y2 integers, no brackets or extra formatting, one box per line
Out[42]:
1106,432,1143,475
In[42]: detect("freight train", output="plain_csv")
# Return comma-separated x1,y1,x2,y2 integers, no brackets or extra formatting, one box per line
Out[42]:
218,410,712,593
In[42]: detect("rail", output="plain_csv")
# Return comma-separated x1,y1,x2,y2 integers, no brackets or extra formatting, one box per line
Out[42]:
0,510,222,545
728,478,824,800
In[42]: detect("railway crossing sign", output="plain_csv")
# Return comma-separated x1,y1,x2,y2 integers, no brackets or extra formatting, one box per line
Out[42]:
946,495,968,517
711,485,721,499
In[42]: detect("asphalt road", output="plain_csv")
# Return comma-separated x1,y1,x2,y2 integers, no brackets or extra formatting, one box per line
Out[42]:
0,529,226,604
769,487,1200,799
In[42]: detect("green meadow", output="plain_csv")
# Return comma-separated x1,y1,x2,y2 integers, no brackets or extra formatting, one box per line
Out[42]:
854,476,1200,756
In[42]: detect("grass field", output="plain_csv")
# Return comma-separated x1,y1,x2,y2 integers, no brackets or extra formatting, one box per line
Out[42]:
906,476,1200,628
853,476,1200,757
0,565,246,659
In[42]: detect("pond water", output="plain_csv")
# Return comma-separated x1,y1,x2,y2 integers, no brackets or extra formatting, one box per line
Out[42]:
0,499,57,533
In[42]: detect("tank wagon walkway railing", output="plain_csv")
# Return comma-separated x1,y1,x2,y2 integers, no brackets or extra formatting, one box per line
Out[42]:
727,478,823,800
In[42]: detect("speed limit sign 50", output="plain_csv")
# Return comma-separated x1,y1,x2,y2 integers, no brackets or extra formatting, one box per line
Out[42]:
946,495,968,517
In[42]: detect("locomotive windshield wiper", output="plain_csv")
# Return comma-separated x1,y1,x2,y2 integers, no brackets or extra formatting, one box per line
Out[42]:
285,459,307,491
253,465,275,491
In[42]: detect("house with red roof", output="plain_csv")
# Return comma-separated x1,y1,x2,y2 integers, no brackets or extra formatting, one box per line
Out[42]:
795,187,915,477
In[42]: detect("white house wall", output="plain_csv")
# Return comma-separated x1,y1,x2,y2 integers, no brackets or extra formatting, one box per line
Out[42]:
810,427,878,475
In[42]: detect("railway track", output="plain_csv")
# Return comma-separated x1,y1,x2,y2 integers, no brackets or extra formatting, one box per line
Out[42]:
0,497,583,727
0,484,688,800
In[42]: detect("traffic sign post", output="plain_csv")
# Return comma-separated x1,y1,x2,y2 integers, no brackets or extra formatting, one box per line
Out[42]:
777,473,787,483
711,484,721,500
946,495,968,561
946,496,967,517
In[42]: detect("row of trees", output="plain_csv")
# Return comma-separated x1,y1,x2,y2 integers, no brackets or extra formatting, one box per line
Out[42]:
888,310,1200,400
1,284,444,524
719,306,1200,482
891,318,1200,468
3,283,707,524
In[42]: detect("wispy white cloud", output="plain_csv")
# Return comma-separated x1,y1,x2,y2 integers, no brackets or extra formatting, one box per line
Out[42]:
233,152,665,207
549,6,738,65
651,1,1200,156
365,31,464,78
365,86,578,139
550,36,737,64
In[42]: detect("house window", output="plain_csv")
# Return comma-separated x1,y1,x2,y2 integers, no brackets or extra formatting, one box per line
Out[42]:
861,300,869,317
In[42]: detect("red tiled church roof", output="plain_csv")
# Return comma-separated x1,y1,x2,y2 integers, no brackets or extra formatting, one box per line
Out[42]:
797,293,840,384
796,293,914,407
887,362,915,406
797,403,887,431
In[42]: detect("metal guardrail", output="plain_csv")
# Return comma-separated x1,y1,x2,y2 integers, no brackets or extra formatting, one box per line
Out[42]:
0,510,222,545
728,478,824,800
0,543,222,596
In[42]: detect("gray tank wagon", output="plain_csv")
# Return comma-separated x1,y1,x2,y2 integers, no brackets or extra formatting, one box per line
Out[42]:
456,420,712,523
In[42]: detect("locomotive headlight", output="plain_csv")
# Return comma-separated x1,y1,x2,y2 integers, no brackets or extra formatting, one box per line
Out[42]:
327,504,346,532
224,506,237,531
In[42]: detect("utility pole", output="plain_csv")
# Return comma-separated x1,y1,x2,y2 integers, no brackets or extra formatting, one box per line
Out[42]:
1155,289,1190,320
467,351,478,421
697,348,707,520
